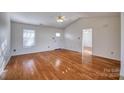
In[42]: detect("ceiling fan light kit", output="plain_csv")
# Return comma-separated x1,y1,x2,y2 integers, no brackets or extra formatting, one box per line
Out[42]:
56,16,65,23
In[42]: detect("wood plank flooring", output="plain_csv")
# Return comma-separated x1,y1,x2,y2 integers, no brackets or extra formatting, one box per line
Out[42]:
0,49,120,80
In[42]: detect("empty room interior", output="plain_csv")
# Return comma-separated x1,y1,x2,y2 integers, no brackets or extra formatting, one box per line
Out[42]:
0,12,124,80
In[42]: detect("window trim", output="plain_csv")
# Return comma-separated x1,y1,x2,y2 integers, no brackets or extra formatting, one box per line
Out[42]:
23,29,36,48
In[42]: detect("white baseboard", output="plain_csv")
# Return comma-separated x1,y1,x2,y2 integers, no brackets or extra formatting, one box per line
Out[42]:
92,54,120,62
120,76,124,80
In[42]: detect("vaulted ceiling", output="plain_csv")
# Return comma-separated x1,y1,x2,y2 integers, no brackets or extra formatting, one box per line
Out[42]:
9,12,120,29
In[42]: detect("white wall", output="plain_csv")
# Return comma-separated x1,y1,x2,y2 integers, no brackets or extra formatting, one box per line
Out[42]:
11,16,121,61
64,16,120,60
120,13,124,77
0,13,11,73
11,22,64,55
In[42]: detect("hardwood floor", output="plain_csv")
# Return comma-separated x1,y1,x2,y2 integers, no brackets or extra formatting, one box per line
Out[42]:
0,49,120,80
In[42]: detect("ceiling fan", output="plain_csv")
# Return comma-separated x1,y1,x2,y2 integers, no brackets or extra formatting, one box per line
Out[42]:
56,16,65,23
56,12,66,23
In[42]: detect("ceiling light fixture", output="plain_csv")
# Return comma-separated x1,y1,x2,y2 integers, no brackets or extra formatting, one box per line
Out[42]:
56,16,65,23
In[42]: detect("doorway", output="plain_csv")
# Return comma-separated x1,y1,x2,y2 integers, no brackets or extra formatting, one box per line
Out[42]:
82,28,93,63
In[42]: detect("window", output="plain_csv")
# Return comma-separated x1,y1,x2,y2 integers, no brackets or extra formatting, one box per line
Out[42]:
23,29,35,48
56,33,61,37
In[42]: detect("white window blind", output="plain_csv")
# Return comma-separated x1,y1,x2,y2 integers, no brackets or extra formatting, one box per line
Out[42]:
23,29,35,48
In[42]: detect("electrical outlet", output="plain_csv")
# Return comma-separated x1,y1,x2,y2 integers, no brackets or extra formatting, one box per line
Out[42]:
78,37,80,40
52,37,55,39
13,49,16,52
110,51,114,55
48,46,50,48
